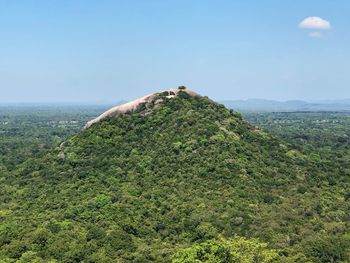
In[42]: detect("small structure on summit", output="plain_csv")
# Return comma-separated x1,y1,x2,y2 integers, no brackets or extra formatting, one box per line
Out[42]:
84,87,199,129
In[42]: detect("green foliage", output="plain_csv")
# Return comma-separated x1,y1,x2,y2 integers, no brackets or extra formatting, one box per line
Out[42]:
0,99,349,262
94,194,112,208
172,236,280,263
301,235,350,263
0,105,104,171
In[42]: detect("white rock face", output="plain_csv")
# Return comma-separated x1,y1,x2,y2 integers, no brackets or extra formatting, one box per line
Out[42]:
84,88,199,129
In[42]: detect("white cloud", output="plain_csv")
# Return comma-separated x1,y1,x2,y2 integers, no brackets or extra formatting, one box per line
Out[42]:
299,16,331,30
309,31,322,38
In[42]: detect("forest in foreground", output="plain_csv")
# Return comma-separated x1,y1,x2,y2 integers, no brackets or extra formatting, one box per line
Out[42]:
0,94,349,262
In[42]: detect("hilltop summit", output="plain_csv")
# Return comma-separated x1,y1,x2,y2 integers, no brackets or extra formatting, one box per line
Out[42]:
84,87,199,129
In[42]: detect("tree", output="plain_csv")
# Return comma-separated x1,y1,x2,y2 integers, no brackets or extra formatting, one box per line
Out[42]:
172,236,280,263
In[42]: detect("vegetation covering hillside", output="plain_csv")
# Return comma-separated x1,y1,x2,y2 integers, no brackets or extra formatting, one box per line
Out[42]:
0,106,106,172
245,112,350,183
1,91,350,262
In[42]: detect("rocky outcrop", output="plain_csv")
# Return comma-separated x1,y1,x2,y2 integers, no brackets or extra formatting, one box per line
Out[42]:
84,87,199,129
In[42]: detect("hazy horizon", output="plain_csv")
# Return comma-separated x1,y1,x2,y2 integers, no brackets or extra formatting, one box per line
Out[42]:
1,1,350,103
1,96,350,106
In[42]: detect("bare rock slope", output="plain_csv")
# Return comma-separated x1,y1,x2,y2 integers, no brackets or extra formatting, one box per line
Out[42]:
84,87,199,129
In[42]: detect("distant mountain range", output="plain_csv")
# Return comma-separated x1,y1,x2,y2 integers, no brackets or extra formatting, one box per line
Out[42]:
221,99,350,112
2,99,350,112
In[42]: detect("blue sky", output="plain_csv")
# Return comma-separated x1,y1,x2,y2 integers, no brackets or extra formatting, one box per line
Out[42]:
0,0,349,103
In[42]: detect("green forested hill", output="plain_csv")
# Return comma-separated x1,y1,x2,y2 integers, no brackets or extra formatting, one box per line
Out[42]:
1,91,349,262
